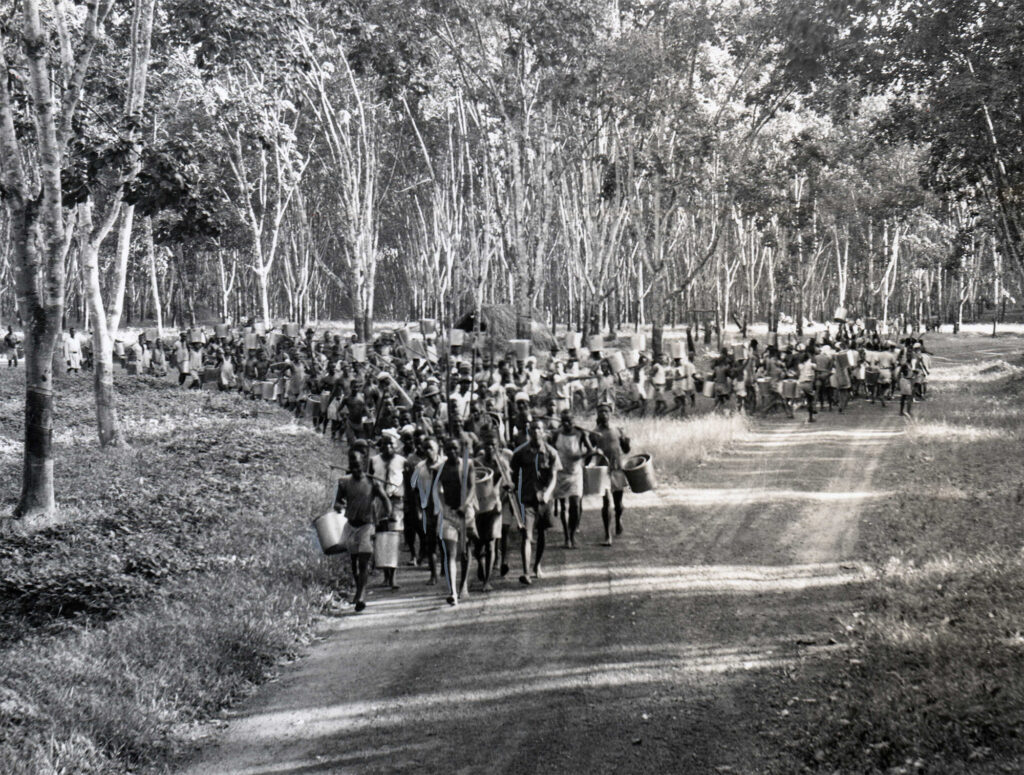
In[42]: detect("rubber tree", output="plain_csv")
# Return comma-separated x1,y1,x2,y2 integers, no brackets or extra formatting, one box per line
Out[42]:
0,0,115,519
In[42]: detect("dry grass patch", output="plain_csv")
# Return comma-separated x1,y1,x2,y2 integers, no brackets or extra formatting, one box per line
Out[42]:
620,412,748,478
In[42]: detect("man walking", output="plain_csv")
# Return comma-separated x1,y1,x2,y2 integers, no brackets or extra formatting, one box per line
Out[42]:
510,418,561,584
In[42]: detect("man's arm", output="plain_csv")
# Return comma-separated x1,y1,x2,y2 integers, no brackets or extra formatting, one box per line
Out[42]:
538,446,560,504
372,480,393,518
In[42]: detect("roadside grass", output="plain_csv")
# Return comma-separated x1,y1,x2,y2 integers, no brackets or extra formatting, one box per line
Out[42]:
768,346,1024,774
0,370,343,774
620,412,749,478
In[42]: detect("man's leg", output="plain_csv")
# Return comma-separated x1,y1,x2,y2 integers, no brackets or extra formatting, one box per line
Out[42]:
499,524,511,577
568,495,581,548
422,519,438,584
601,491,613,545
457,540,470,599
482,538,497,591
519,528,533,584
353,553,370,612
612,489,624,535
558,498,570,547
534,525,547,578
442,538,459,605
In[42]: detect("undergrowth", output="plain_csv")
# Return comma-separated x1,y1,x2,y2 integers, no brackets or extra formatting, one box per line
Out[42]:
0,369,343,774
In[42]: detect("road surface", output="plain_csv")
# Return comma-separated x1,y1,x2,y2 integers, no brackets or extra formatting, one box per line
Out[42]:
183,401,904,774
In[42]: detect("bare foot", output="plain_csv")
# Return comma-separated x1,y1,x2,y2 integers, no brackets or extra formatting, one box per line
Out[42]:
482,582,494,592
426,577,437,586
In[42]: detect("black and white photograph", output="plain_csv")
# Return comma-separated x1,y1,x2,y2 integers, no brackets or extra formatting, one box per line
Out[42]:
2,0,1023,772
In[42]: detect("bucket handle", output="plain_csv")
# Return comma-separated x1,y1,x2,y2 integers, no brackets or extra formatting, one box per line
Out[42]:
585,450,609,467
624,453,648,471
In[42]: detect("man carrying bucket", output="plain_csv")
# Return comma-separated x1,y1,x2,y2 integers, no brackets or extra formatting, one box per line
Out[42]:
510,418,561,585
334,441,391,613
370,430,406,591
589,402,631,545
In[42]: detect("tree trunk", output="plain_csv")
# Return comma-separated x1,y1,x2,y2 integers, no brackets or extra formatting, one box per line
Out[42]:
257,263,271,329
107,203,134,333
145,217,163,335
19,322,58,518
80,209,123,447
11,207,61,519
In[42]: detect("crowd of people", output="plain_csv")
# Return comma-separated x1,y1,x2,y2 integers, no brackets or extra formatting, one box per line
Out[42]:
13,317,930,611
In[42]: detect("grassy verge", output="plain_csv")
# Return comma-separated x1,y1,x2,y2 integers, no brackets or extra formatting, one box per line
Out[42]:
0,371,342,774
768,337,1024,774
620,411,749,478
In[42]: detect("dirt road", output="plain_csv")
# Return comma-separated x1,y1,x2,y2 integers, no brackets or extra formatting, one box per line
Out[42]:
183,402,904,774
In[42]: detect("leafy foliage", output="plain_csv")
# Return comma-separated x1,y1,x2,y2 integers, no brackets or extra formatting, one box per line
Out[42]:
0,368,344,774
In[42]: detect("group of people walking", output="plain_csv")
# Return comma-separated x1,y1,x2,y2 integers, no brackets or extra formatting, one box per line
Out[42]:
17,318,930,611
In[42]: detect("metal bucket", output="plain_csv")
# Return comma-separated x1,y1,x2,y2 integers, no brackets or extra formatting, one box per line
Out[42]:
846,350,858,367
283,322,300,338
669,341,685,359
834,306,847,322
448,328,465,347
629,334,645,351
188,328,205,344
244,332,259,350
587,335,603,354
623,349,640,369
607,351,626,374
767,331,778,346
734,343,746,360
623,454,656,493
781,379,798,399
564,331,582,350
261,381,276,400
583,464,610,496
314,510,348,555
214,323,230,339
420,318,437,336
702,379,715,398
473,466,496,505
510,339,531,360
351,343,367,362
373,530,401,569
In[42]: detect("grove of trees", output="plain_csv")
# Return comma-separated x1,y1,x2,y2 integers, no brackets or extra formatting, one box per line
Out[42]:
2,0,1022,518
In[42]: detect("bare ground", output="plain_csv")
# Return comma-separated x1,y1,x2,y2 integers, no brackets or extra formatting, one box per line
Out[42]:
180,379,918,774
